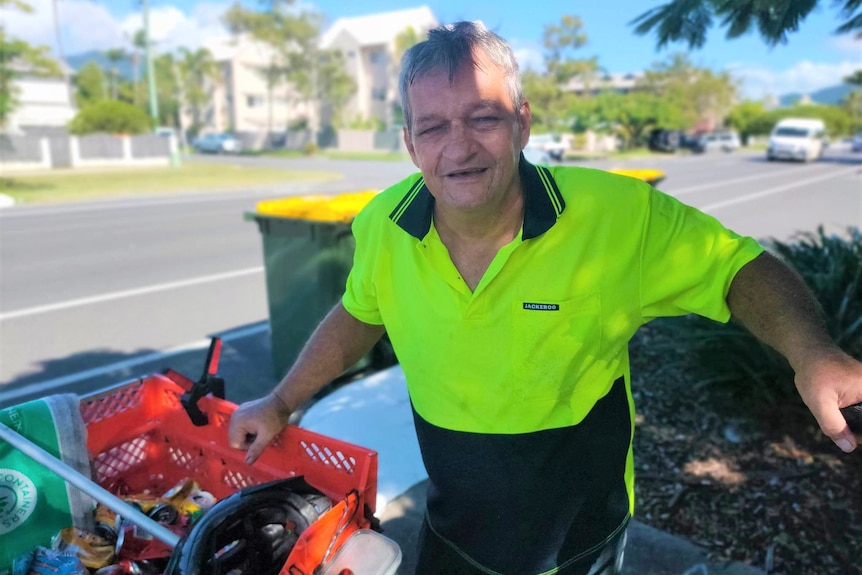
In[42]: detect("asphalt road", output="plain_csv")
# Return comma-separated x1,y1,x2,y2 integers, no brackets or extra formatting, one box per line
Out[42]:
1,149,859,408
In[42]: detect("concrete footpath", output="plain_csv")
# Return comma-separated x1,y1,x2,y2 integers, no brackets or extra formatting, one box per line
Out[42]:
379,480,766,575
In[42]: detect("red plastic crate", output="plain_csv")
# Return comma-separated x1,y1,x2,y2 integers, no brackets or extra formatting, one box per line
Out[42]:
79,371,379,574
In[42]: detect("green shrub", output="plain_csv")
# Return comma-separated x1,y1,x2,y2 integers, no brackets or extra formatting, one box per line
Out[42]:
640,227,862,419
303,141,319,156
69,101,152,135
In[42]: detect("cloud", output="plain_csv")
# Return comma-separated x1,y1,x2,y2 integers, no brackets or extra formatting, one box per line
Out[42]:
120,2,233,53
511,41,544,73
829,34,862,55
3,0,125,54
730,60,862,100
2,0,234,56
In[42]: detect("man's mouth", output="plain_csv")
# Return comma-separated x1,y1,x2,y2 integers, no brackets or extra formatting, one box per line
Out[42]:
446,168,487,178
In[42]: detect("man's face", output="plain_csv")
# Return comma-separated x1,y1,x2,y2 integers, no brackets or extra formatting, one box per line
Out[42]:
403,49,531,213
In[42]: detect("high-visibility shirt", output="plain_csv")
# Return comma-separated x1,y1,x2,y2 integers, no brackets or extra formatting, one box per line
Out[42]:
342,155,764,574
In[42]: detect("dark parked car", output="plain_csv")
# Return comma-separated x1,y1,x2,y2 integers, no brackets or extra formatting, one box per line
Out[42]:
648,129,705,154
648,129,680,153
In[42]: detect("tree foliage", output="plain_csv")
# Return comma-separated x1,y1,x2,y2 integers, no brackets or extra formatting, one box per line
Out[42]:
631,0,862,49
0,0,62,126
543,15,591,84
637,52,737,130
68,100,151,135
177,47,220,131
594,91,685,147
223,1,354,131
726,100,771,141
73,61,108,107
726,100,856,139
522,70,575,133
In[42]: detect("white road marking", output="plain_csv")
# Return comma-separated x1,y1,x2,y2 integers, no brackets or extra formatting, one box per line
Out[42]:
0,267,264,321
701,166,859,213
0,323,269,405
668,163,828,196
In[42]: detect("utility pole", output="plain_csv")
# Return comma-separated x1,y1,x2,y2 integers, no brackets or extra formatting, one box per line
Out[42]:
51,0,74,106
142,0,159,126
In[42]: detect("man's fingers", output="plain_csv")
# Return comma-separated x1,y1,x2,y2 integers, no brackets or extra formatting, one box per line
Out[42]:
228,420,253,450
840,403,862,435
813,404,858,453
245,435,270,465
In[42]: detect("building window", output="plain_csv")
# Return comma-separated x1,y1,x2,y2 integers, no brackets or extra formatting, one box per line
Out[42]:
369,50,386,65
246,95,265,108
371,88,386,101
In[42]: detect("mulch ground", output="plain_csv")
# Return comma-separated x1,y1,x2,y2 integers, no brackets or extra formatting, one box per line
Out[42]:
629,329,862,575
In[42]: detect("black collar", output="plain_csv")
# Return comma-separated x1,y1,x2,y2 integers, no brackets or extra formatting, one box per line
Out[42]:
389,153,566,240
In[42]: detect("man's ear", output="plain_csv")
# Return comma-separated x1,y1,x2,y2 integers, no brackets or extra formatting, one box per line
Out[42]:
519,101,532,151
403,125,419,167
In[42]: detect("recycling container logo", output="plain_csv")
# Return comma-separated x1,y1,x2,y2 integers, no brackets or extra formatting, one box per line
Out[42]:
0,469,37,534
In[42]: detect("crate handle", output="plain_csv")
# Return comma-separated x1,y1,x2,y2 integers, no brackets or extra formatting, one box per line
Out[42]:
181,337,226,426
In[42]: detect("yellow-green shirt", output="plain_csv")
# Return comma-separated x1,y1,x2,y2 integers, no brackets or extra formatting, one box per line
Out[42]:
342,155,763,574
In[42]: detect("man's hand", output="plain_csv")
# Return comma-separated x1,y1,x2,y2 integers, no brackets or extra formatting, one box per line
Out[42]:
794,349,862,453
228,392,292,465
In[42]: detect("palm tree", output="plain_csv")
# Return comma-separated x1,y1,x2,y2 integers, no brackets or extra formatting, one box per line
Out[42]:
178,47,220,134
104,48,126,100
126,29,147,105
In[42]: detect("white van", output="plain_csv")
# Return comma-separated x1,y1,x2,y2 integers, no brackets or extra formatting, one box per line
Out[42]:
767,118,828,162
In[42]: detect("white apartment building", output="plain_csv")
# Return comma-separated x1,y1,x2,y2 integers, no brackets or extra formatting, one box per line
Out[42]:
563,73,643,96
201,34,313,138
320,6,438,129
6,71,76,135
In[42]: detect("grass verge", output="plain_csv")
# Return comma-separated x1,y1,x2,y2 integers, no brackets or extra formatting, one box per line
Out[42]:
0,163,341,204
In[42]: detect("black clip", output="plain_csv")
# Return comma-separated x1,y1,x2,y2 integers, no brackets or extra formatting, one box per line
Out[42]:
181,337,226,426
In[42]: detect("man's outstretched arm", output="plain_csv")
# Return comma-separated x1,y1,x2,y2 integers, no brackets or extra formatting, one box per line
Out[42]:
228,302,385,463
727,252,862,452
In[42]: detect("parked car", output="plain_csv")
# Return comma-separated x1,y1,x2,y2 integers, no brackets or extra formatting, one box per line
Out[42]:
647,129,680,153
522,144,551,164
766,118,827,162
193,133,242,154
701,131,741,152
528,133,569,161
851,132,862,153
154,126,176,139
648,129,707,154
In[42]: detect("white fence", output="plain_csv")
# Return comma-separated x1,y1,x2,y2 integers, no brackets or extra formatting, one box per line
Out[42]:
0,134,176,172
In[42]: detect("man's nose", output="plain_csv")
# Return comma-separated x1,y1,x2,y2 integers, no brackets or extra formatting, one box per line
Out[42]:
442,122,476,159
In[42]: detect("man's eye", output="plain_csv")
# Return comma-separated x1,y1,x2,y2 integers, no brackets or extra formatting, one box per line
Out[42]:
473,116,501,127
419,125,442,136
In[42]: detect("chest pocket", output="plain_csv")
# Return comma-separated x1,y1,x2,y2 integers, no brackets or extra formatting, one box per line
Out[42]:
511,293,602,402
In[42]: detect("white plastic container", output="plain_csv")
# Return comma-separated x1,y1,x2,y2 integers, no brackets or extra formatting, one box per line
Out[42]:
318,529,402,575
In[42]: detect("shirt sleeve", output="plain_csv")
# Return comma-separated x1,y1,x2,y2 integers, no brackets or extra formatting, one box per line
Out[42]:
341,206,384,325
639,186,764,324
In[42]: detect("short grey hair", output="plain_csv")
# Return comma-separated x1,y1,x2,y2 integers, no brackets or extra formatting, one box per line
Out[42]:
399,21,525,135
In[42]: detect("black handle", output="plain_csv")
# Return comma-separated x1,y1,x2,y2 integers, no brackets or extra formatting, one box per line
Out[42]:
181,337,226,426
840,402,862,435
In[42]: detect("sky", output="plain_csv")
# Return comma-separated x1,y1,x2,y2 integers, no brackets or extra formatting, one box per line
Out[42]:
6,0,862,100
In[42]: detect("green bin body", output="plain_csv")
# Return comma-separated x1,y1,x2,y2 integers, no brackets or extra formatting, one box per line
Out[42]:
248,212,358,379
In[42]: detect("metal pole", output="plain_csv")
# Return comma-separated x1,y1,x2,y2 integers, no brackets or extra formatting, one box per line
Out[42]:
51,0,74,106
142,0,159,125
0,421,180,548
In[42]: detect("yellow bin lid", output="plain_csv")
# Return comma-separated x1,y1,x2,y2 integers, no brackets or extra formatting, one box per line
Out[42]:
608,168,666,185
256,190,379,223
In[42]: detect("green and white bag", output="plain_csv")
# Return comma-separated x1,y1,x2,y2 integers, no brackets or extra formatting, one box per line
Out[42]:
0,394,95,570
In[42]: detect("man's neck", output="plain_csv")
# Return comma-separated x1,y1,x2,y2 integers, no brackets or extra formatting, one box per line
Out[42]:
434,188,525,247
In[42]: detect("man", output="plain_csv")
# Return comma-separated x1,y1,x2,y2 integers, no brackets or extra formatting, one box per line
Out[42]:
229,21,862,575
